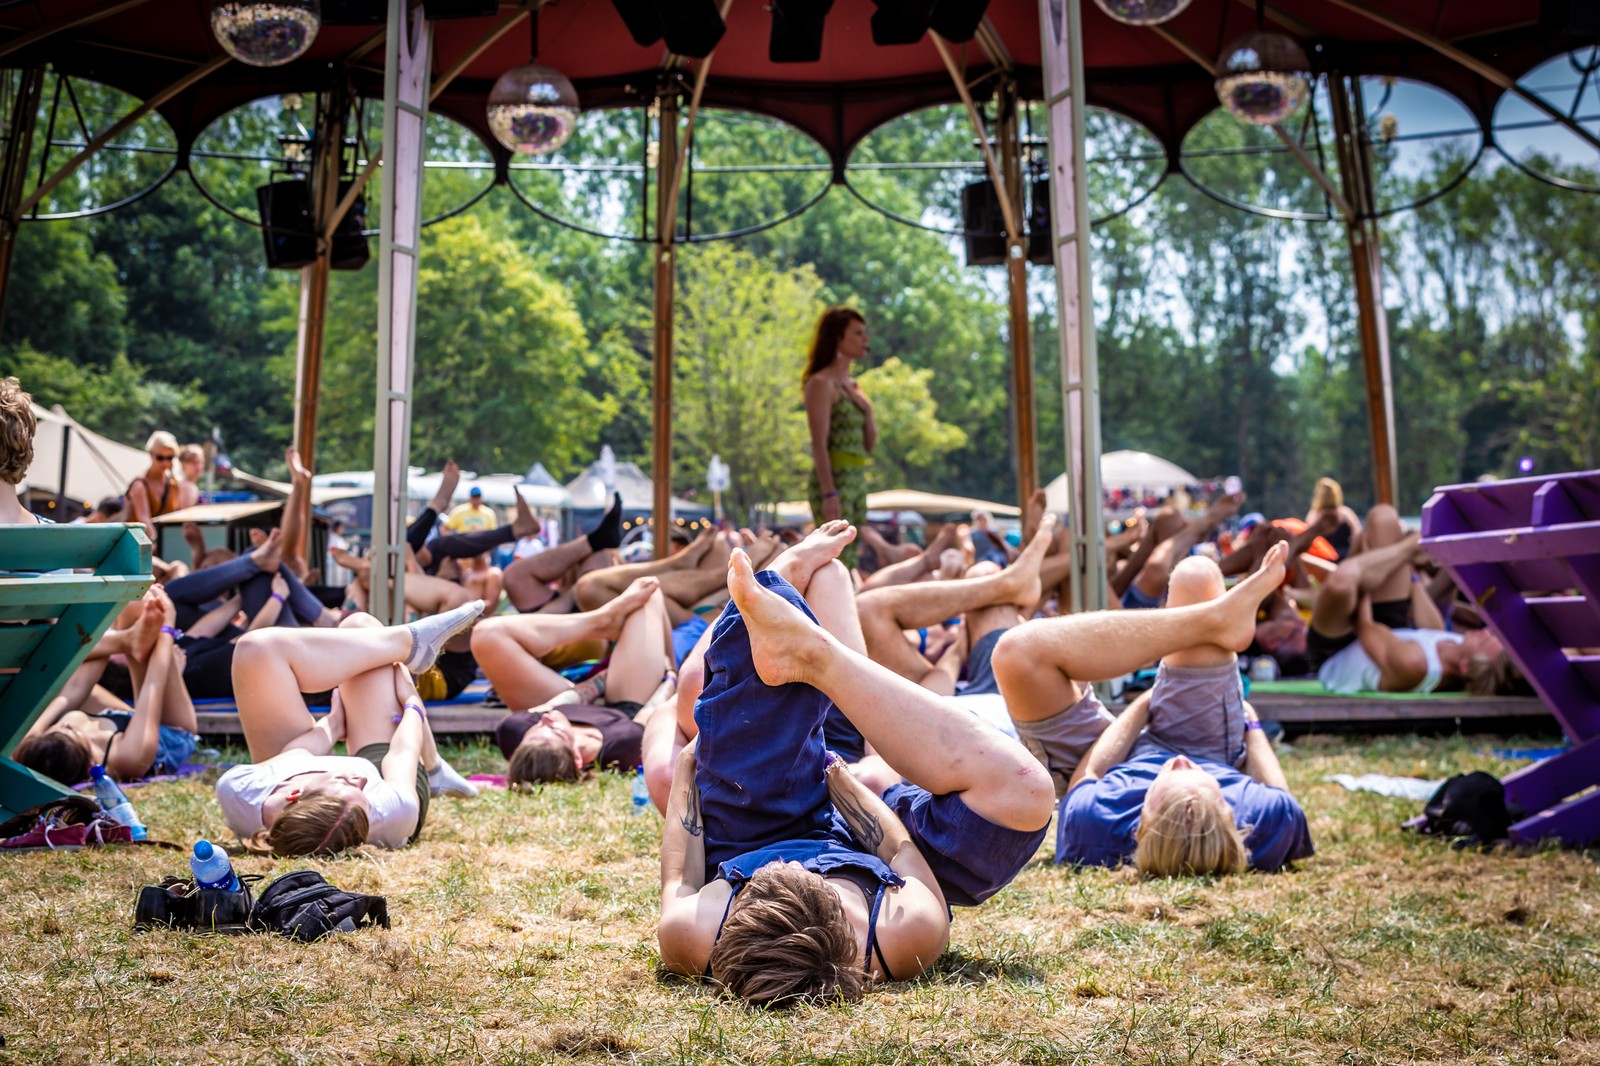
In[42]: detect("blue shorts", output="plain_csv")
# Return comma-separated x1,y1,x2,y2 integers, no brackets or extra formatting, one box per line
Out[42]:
881,782,1047,908
671,615,709,667
1121,582,1162,610
959,628,1007,696
102,712,200,775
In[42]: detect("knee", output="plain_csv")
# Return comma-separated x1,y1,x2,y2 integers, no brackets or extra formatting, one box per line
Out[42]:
338,611,382,630
1167,556,1225,607
469,616,511,656
964,561,1002,579
1365,503,1400,530
990,626,1034,685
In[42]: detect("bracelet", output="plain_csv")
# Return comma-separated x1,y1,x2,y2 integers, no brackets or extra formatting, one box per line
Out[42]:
1245,719,1264,732
159,625,182,640
392,699,427,724
823,491,838,499
270,592,286,603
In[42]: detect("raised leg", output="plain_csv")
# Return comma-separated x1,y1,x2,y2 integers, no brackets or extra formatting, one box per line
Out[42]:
1309,504,1417,640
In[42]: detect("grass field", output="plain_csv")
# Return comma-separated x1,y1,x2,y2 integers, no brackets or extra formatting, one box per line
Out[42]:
2,732,1597,1065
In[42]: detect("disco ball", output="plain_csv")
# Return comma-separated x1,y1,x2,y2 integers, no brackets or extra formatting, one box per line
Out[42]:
1214,30,1312,126
486,64,580,155
210,0,320,67
1091,0,1194,27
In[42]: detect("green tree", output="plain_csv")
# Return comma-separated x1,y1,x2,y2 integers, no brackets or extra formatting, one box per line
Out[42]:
856,357,967,488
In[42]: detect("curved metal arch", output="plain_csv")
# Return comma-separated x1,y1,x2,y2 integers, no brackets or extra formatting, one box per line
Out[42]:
26,156,177,220
1491,133,1600,194
356,172,500,236
841,172,968,237
1176,152,1340,223
182,162,265,228
681,176,833,244
503,172,651,244
1484,46,1600,195
1370,133,1487,219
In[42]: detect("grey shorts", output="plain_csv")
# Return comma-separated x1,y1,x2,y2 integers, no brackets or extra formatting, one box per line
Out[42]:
1128,660,1248,768
1011,686,1116,801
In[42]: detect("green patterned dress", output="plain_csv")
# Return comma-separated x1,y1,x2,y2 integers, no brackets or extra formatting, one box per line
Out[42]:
809,393,871,569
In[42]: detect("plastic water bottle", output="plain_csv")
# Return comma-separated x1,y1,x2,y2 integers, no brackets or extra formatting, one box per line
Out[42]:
1250,656,1280,683
189,839,241,892
630,768,652,817
88,765,148,841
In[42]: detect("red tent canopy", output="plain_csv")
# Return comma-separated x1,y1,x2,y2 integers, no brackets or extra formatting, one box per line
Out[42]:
0,1,1570,168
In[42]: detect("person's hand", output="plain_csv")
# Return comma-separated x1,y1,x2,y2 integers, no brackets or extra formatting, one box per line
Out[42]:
156,586,176,626
842,377,872,412
393,663,421,709
270,573,289,599
821,494,842,522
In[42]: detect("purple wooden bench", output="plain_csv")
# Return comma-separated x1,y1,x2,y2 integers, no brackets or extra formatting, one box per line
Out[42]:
1421,470,1600,846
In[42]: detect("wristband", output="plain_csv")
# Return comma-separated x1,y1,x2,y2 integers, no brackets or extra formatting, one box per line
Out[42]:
159,625,182,640
392,699,427,724
270,591,287,603
1245,719,1263,732
823,491,838,499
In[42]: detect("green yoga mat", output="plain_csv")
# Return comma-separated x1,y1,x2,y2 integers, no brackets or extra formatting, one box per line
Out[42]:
1250,679,1464,700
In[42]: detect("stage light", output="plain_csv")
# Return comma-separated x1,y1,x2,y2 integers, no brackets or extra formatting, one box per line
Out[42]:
1215,30,1311,126
770,0,833,64
609,0,725,58
210,1,319,67
487,64,580,155
1091,0,1193,27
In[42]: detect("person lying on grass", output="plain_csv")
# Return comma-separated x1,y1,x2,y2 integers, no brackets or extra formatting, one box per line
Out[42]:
15,586,200,785
214,600,483,856
657,526,1054,1006
992,542,1312,876
474,576,676,786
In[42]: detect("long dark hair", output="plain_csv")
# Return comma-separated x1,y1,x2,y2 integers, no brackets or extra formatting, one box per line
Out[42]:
803,307,864,382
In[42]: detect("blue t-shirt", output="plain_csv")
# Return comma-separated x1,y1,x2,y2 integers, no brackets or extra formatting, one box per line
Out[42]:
1057,750,1313,872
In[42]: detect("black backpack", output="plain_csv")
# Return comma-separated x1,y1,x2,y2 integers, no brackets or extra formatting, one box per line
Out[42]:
249,870,390,942
1419,771,1519,847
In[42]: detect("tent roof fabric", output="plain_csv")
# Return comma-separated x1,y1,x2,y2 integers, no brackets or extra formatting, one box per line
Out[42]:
22,404,148,505
565,459,702,514
0,2,1560,174
1043,449,1200,512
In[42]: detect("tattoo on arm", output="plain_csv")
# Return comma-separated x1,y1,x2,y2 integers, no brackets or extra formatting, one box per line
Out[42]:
679,786,702,837
833,788,884,853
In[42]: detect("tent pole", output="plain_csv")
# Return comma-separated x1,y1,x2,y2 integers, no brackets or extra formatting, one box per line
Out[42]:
651,91,680,559
369,0,433,624
1328,73,1398,507
1038,0,1105,612
997,79,1037,509
0,68,44,335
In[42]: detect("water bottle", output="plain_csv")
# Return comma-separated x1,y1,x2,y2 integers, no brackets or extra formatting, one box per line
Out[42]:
630,768,652,817
88,765,148,841
189,839,241,892
1250,655,1280,683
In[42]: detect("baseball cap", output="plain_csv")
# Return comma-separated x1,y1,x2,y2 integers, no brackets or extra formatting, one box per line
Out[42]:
1238,512,1266,531
469,486,483,497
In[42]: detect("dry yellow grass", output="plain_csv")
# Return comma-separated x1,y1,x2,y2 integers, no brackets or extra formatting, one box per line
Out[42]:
2,732,1597,1065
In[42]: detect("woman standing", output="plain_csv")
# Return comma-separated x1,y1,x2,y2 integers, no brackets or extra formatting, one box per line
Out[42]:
803,307,876,569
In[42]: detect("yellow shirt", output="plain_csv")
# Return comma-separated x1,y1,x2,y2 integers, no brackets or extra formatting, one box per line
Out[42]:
443,501,498,533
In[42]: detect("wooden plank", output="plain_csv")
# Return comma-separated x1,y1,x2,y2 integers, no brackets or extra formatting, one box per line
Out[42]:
1502,735,1600,814
1511,786,1600,848
0,596,142,752
1252,692,1548,724
1426,527,1600,566
0,622,51,661
1526,595,1600,649
0,523,148,571
196,704,507,737
0,574,151,609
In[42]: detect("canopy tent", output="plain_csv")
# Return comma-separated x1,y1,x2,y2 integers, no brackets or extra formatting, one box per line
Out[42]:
312,469,570,510
1042,449,1199,511
565,459,704,516
522,462,561,488
3,0,1593,618
21,403,147,508
774,489,1020,520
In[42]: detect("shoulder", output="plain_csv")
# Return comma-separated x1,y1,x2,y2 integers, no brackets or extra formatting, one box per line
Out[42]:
803,374,836,401
877,882,950,979
658,881,733,977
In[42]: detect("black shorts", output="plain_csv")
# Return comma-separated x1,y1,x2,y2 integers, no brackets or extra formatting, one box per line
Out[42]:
610,700,645,720
435,649,478,701
1307,597,1412,672
354,742,429,843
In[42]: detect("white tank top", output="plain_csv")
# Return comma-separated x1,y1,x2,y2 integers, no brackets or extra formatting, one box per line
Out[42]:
1318,629,1464,694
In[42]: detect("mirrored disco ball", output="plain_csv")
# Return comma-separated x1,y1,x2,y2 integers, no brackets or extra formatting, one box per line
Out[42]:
1214,30,1311,126
487,64,580,155
1091,0,1194,27
211,1,320,67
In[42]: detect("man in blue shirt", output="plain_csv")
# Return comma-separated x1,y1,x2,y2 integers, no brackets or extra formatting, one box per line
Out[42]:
992,539,1312,875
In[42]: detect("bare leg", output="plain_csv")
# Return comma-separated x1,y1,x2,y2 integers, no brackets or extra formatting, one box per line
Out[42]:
605,588,673,706
993,542,1288,724
282,446,312,580
727,551,1054,832
470,578,658,710
1309,505,1417,640
502,537,596,612
1130,494,1244,603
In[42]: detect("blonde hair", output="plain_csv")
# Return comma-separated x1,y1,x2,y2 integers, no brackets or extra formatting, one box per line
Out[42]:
1310,477,1344,512
0,376,36,486
145,430,179,455
1135,787,1249,877
709,863,865,1007
1466,651,1522,697
242,791,369,856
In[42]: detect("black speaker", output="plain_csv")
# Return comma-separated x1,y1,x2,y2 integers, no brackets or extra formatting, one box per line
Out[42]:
256,180,370,272
871,0,935,45
1027,178,1053,265
609,0,725,57
322,0,385,25
961,179,1006,266
929,0,990,42
421,0,498,19
770,0,834,63
1540,0,1600,35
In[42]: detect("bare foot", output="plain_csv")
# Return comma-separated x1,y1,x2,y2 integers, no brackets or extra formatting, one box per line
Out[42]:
286,446,311,485
727,550,832,688
251,527,284,574
996,512,1055,607
921,523,957,571
430,461,460,514
773,520,855,590
182,521,206,560
1022,488,1048,543
595,576,660,639
1205,491,1246,527
1308,508,1340,539
247,528,268,549
511,489,538,540
745,530,784,571
1215,540,1290,650
937,548,965,581
128,592,164,663
331,546,371,576
677,526,716,569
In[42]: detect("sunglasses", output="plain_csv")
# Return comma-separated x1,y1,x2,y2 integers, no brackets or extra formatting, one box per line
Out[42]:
151,453,175,462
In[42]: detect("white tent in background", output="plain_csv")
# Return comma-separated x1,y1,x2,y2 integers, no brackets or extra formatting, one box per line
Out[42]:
565,458,703,514
22,403,148,505
1043,450,1200,513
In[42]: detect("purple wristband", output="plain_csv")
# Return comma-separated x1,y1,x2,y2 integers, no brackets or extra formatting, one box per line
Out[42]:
1245,719,1264,732
392,700,426,725
159,625,182,640
270,592,287,604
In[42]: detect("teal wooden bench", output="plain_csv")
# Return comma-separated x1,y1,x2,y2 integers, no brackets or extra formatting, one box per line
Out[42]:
0,524,152,822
